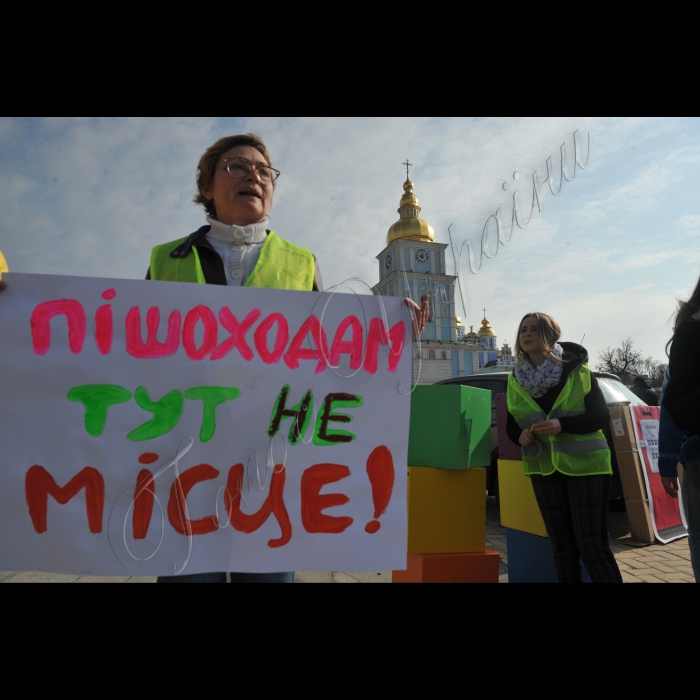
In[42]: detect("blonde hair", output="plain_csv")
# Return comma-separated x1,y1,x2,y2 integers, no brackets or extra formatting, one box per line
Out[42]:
514,312,562,366
194,134,274,218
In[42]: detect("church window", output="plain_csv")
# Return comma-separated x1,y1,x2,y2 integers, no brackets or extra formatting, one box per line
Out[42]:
429,350,435,360
441,351,447,360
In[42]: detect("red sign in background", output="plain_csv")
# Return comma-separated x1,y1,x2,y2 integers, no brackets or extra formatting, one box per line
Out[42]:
632,406,687,543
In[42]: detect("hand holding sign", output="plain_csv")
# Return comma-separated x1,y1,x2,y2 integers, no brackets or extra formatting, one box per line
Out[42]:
406,295,430,340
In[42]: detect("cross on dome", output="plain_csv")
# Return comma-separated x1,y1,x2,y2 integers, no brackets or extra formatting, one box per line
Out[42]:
386,163,435,245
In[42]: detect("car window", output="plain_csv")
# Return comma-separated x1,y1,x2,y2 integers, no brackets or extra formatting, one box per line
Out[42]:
597,378,648,406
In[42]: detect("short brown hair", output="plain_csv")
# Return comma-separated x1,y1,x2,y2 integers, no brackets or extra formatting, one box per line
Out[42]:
194,134,273,218
514,312,562,366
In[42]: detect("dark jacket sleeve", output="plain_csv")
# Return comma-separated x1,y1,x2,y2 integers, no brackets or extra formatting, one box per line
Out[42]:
664,321,700,433
658,404,684,478
312,256,323,293
558,375,610,435
506,410,523,446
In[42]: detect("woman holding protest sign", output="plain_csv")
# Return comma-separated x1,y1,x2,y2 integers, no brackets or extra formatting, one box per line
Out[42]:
0,134,430,584
506,312,623,584
146,134,429,583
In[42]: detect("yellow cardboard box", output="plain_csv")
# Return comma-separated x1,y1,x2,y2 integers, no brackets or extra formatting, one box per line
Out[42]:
407,467,486,555
498,460,548,538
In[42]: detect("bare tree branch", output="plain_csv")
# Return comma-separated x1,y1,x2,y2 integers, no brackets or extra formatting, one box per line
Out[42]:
597,337,644,384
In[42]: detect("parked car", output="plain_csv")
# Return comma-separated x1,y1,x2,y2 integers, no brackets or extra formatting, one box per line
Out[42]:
435,371,648,500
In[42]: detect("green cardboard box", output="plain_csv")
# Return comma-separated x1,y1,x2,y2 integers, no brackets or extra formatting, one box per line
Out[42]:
408,385,491,471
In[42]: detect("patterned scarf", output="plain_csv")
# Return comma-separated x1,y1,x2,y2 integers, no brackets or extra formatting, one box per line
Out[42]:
515,343,564,399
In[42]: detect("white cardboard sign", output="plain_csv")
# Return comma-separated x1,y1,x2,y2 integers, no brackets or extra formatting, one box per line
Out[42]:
0,274,410,576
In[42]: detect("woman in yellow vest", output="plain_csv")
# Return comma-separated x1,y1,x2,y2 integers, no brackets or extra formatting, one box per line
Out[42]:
0,135,428,582
149,134,428,583
506,312,623,584
151,134,306,583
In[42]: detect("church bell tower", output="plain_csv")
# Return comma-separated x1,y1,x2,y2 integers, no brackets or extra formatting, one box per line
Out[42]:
372,164,480,383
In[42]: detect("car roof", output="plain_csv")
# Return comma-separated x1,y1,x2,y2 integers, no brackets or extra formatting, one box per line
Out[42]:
592,371,622,381
436,373,511,385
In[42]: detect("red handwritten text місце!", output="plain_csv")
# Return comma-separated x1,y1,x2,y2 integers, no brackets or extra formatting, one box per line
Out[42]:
24,447,395,548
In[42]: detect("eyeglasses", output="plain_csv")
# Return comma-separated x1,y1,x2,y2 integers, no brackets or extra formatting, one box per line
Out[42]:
221,157,280,184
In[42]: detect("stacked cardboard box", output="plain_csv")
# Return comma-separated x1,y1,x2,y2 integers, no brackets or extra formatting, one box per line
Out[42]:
393,385,499,584
499,458,557,583
608,404,654,544
498,459,595,583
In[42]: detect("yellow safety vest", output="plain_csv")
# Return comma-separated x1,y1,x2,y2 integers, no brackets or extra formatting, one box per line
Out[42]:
149,231,314,291
507,363,612,477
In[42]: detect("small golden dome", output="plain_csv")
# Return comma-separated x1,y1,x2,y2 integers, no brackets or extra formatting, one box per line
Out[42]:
0,249,8,279
387,177,435,246
478,317,496,337
456,316,463,327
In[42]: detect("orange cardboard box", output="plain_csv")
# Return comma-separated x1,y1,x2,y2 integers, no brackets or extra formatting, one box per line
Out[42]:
393,550,500,584
407,467,486,555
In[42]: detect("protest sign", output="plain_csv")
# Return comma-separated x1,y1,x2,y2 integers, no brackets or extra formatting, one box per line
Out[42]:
0,274,411,576
631,405,687,544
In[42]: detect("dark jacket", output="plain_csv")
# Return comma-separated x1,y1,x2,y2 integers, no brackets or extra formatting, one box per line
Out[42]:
629,384,659,406
506,343,610,446
664,318,700,433
664,316,700,464
146,226,324,292
659,370,685,478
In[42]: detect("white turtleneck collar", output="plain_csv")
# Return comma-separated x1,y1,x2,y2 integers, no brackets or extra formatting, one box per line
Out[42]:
206,216,269,245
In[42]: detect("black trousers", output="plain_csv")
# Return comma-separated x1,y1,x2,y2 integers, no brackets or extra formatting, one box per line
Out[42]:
530,472,623,584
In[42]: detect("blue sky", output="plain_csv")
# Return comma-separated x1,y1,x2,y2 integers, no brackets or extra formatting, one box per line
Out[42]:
1,117,698,368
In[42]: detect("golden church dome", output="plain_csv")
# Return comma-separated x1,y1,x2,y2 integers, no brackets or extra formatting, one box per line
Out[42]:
478,317,496,338
387,178,435,246
456,316,463,327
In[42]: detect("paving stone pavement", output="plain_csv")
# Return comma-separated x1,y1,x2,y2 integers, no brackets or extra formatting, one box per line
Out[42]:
2,497,694,583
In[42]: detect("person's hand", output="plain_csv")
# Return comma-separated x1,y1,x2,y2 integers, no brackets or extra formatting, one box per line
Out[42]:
405,295,430,341
661,476,679,499
0,280,6,293
532,419,562,436
519,430,535,447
